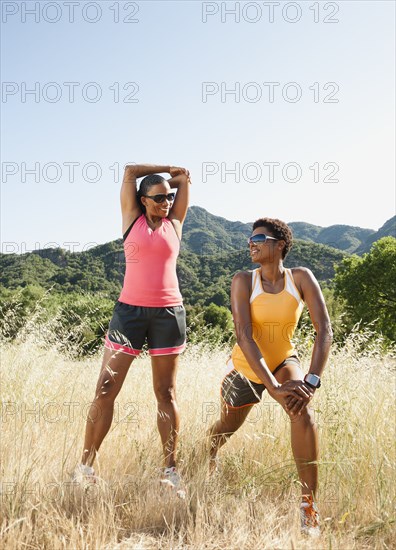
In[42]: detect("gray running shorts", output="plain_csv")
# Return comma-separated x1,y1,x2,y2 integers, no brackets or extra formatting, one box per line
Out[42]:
105,301,186,356
221,356,300,408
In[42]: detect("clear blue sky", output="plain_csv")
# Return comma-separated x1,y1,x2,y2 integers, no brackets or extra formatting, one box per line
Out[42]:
1,0,395,253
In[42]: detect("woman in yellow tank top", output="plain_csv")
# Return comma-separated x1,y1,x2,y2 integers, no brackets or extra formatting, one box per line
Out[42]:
209,217,333,537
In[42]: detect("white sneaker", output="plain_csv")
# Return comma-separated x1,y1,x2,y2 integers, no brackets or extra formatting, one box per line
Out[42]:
160,467,186,499
300,495,320,537
72,464,97,489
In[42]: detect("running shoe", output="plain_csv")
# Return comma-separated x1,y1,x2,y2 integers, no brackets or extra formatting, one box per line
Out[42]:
72,464,97,489
300,495,320,537
160,466,186,499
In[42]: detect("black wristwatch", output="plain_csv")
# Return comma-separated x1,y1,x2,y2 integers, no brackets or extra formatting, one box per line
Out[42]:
304,373,321,389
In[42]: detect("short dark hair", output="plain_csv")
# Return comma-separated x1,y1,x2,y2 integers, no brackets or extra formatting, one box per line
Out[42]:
137,174,167,212
252,217,293,259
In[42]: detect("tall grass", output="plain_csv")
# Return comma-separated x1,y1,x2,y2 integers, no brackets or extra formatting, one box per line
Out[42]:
1,305,395,549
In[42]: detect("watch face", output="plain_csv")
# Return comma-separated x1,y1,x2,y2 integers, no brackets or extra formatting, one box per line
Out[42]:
305,374,321,388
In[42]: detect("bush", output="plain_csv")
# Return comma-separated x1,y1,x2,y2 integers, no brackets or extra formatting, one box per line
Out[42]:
0,287,114,358
334,237,396,343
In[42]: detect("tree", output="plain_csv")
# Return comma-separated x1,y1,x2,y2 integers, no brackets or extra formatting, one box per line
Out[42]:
334,237,396,342
204,288,229,308
203,303,233,332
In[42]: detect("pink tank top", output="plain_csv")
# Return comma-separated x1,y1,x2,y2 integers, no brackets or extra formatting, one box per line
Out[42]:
119,214,183,307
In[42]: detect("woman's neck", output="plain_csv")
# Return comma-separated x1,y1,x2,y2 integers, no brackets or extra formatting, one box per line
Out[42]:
259,262,285,285
145,213,163,228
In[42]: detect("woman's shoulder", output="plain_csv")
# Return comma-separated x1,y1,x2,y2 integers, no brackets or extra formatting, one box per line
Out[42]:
232,269,256,283
289,267,317,292
231,270,256,300
132,212,145,223
289,266,314,279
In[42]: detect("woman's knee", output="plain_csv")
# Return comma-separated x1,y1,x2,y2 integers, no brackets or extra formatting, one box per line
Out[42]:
219,408,248,435
290,406,316,426
154,383,176,404
210,419,235,441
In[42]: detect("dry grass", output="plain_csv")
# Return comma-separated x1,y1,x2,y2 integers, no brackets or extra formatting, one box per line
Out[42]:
1,325,395,549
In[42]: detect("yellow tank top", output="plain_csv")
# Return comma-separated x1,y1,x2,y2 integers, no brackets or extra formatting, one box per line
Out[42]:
231,268,304,383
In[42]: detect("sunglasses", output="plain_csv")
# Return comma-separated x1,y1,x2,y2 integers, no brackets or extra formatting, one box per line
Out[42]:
248,234,279,245
144,193,175,204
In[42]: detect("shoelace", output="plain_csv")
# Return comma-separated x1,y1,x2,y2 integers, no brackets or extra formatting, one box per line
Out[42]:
301,497,319,526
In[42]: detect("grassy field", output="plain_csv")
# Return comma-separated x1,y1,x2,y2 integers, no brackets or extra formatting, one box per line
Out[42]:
1,326,395,549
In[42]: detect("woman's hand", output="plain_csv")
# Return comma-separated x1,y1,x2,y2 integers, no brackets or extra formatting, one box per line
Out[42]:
169,166,191,181
268,380,314,416
168,167,191,189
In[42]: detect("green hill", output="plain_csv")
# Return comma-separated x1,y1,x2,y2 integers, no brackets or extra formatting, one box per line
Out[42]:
182,207,386,255
182,206,250,255
287,222,322,242
315,225,374,253
178,241,345,308
355,216,396,254
1,207,392,307
289,222,375,254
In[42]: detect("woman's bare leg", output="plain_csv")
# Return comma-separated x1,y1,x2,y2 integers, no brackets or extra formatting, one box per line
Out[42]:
82,348,134,466
151,354,180,468
274,363,319,498
209,401,254,462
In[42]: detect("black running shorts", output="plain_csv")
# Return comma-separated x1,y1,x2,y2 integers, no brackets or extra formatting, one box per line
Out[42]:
221,356,300,408
105,301,186,356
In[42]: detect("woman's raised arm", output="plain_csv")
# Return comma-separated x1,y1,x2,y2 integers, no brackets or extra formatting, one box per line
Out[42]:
168,167,191,235
120,164,170,234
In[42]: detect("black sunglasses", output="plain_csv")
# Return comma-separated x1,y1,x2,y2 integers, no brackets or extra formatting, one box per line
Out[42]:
144,193,176,204
248,234,279,246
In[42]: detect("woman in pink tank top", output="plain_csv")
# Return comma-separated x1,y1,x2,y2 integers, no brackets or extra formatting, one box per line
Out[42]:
74,164,191,497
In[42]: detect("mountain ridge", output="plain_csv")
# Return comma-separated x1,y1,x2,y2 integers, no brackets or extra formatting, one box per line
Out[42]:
1,206,394,308
183,206,395,255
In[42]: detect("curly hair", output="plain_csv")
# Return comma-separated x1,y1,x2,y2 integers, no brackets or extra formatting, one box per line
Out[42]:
252,217,293,259
137,174,167,213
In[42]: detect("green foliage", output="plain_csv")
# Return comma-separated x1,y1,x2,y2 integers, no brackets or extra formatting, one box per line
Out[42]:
185,303,234,347
0,254,58,289
0,207,385,309
205,288,229,307
0,247,121,300
0,285,50,339
0,287,114,357
53,293,114,356
334,237,396,342
203,303,233,332
285,241,345,280
1,208,394,352
320,286,348,343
